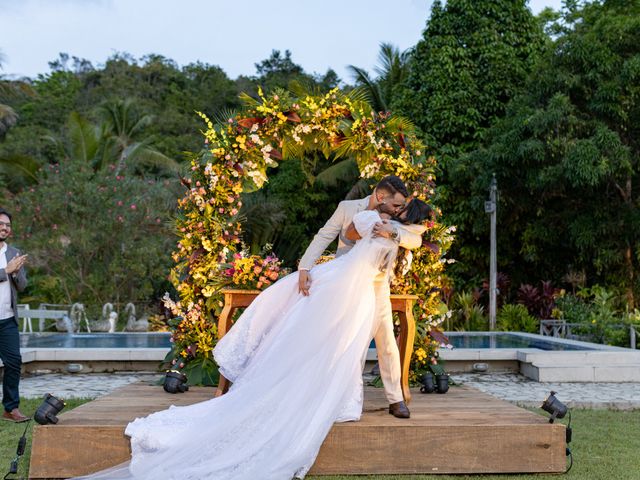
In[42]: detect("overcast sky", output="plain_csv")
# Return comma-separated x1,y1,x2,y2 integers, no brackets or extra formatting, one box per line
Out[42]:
1,0,563,82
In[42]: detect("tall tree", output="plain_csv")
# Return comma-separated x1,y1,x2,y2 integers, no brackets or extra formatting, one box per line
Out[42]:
395,0,547,291
457,0,640,304
396,0,546,153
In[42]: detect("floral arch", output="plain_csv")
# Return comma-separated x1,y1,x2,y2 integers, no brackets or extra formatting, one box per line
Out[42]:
163,87,453,384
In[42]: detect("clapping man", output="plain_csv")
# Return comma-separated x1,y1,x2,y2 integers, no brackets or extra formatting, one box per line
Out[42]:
0,208,29,422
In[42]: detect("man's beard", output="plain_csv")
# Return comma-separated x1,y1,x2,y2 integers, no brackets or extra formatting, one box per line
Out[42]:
0,233,8,242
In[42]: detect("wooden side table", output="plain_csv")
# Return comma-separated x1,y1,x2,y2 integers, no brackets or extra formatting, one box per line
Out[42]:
214,289,418,404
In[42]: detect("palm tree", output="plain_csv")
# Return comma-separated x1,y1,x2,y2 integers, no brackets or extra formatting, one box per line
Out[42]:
347,42,411,112
98,99,180,175
43,108,180,177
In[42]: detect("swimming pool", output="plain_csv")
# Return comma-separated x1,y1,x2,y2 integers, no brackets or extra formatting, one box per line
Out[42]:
445,332,598,351
16,331,639,382
19,331,608,351
20,332,171,349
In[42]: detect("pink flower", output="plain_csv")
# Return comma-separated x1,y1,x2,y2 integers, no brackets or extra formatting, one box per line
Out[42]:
117,200,123,206
52,224,58,230
256,281,263,289
253,266,263,274
130,204,137,210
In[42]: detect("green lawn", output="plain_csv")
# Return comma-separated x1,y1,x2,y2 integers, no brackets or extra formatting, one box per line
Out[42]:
0,397,91,478
1,401,638,479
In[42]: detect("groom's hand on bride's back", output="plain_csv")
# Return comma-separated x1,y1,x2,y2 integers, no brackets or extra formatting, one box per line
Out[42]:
298,270,311,296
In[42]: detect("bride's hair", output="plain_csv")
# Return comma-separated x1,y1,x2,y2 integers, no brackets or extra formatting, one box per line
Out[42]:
392,198,432,280
394,198,432,225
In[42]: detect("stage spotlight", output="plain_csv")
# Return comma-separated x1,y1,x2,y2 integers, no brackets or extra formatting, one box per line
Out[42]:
435,374,450,393
163,370,189,393
34,393,66,425
541,391,568,423
419,372,436,393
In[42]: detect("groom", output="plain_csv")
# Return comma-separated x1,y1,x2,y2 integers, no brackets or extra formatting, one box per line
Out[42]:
298,176,423,418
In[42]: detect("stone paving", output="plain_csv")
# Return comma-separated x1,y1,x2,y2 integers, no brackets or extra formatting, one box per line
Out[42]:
450,372,640,410
15,371,640,409
18,372,163,400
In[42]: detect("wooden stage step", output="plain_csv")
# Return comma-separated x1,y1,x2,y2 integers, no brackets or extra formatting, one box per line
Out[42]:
30,382,566,478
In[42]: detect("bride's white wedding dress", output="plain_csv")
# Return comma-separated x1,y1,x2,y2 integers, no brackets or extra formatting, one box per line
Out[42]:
78,210,397,480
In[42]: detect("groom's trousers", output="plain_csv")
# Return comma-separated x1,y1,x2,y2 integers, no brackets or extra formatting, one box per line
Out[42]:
372,280,404,404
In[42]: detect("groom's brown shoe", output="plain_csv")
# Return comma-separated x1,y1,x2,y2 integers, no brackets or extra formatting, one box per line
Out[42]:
2,409,30,423
389,401,410,419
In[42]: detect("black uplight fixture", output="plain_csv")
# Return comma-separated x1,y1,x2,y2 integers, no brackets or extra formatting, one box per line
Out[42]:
541,391,574,473
541,391,567,423
163,370,189,394
34,393,66,425
419,372,436,393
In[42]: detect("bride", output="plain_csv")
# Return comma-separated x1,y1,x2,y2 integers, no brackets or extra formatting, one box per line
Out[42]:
78,199,431,480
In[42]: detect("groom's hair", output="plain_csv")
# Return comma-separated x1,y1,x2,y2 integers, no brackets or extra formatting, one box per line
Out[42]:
376,176,408,198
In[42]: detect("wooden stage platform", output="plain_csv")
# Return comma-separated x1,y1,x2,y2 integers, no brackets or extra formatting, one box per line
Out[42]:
30,382,567,478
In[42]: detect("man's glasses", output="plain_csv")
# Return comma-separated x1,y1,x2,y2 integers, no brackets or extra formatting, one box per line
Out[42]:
0,222,12,228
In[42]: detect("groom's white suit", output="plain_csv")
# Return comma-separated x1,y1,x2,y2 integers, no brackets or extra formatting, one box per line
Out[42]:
298,196,423,403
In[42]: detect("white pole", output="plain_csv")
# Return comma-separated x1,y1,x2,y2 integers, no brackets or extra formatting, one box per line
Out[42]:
485,175,498,330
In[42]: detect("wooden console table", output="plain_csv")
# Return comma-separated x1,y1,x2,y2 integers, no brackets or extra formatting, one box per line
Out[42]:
214,289,418,403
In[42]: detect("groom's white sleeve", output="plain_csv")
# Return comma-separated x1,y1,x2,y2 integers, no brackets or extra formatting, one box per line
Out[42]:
298,201,346,271
397,224,424,250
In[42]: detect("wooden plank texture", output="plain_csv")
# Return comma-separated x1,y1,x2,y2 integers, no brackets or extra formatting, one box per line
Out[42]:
29,382,566,478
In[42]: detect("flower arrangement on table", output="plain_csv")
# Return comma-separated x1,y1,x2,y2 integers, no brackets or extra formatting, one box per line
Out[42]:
221,251,286,290
163,86,454,386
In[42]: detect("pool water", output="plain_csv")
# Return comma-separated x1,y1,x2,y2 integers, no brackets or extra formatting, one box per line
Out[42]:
20,333,171,349
445,332,596,351
21,332,599,352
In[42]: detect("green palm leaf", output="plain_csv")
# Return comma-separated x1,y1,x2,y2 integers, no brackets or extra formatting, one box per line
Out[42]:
315,158,359,187
67,112,100,164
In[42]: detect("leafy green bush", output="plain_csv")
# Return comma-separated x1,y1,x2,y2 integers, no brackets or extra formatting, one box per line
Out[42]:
449,291,488,331
13,158,180,305
496,304,538,333
554,286,637,347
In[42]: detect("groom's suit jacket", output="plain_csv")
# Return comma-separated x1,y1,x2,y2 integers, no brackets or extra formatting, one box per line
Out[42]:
298,196,423,271
0,244,28,324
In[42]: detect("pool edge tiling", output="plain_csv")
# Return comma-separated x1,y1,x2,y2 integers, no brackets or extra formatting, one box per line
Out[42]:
439,332,640,382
